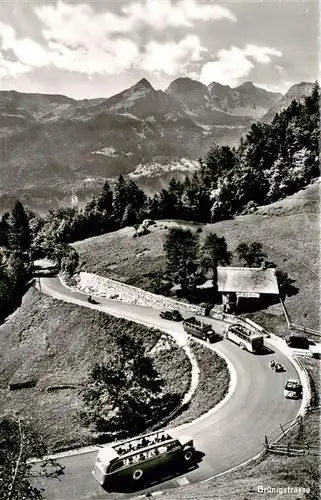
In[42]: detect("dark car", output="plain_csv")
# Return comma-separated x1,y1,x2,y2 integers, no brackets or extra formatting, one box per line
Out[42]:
159,310,182,321
286,335,309,350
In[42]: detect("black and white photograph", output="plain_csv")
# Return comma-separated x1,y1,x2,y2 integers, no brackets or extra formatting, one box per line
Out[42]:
0,1,319,499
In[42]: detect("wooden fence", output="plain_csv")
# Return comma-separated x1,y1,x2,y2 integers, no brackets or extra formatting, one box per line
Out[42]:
265,443,320,456
264,406,321,456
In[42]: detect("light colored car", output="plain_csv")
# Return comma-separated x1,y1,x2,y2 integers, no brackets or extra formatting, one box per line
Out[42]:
284,379,302,399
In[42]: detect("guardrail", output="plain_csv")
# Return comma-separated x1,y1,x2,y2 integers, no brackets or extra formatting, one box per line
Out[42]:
289,323,321,338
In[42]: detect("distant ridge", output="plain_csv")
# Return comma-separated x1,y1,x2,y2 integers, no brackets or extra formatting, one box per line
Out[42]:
262,81,314,122
0,78,313,211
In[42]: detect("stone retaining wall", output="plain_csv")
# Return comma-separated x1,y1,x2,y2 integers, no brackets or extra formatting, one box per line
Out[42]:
71,272,206,316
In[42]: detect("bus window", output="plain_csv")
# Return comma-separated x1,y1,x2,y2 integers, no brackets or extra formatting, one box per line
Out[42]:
109,460,124,473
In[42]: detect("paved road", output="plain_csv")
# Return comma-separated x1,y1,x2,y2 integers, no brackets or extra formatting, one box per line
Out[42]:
38,277,301,499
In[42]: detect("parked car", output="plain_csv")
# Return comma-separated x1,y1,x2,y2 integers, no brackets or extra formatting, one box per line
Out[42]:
286,335,309,349
159,310,182,321
284,379,302,399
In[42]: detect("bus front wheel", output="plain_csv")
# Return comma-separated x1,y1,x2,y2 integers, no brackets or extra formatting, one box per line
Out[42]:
183,447,194,461
133,469,143,481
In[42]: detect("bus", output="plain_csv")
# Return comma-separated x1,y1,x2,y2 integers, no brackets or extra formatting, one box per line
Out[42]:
224,323,264,353
92,429,195,488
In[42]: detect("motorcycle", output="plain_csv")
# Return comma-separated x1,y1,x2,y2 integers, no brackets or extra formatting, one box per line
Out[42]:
269,360,285,372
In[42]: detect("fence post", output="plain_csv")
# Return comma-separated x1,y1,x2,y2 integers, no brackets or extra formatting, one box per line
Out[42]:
264,435,269,450
280,423,286,437
297,415,303,440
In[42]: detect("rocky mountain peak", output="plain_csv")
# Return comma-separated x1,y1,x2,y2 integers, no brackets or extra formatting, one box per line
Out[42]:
132,78,154,91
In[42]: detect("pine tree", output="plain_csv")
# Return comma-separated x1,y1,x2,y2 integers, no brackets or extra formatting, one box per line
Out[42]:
96,180,114,214
9,201,32,253
113,175,129,224
0,212,10,248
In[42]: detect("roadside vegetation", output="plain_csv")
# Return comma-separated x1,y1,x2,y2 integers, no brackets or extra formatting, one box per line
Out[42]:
0,413,64,500
169,341,230,428
0,288,190,450
0,200,78,322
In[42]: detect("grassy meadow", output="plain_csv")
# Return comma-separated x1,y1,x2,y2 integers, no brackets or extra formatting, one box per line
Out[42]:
74,182,320,335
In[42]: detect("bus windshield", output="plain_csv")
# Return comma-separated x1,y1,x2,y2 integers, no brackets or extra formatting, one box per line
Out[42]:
251,336,263,352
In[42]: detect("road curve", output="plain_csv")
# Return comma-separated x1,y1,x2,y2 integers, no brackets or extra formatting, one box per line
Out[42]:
38,277,301,500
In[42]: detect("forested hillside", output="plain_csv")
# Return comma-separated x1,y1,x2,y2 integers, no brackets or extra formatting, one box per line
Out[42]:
19,82,318,244
0,83,319,314
151,81,319,223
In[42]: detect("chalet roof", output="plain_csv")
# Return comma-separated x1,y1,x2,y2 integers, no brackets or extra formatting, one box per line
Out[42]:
217,266,279,294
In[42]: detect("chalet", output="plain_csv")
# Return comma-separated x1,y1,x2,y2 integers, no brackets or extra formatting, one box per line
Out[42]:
198,264,279,312
217,266,279,312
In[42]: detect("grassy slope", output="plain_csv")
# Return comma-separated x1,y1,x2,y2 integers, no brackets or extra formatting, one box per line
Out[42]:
169,342,229,428
73,224,167,290
0,288,191,450
75,182,319,334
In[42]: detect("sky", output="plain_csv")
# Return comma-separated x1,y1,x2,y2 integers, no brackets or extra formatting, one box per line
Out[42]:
0,0,319,100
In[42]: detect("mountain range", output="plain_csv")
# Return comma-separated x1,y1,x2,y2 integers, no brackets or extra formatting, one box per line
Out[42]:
0,77,313,212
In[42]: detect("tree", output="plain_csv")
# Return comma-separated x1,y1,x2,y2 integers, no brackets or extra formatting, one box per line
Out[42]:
0,412,64,500
113,175,129,225
96,180,114,214
236,242,267,267
0,212,10,248
203,145,235,185
275,269,299,300
164,228,199,294
6,251,31,290
200,233,232,291
9,201,32,253
80,333,167,435
60,246,79,277
0,255,14,320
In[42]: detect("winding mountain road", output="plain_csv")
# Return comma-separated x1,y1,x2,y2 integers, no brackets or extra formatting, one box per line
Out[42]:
38,277,301,499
